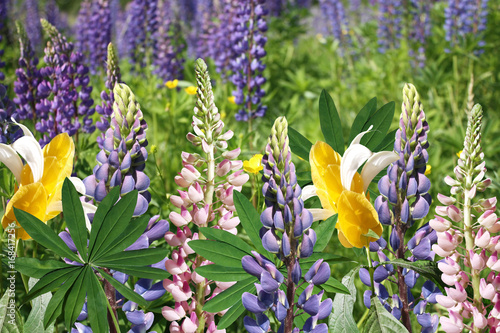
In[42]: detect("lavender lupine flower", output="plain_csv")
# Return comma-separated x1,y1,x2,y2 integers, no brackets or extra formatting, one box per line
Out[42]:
152,0,185,83
376,0,403,53
431,104,500,332
408,0,432,68
267,0,284,17
231,0,268,121
161,59,248,332
36,20,95,146
25,0,42,51
83,82,149,216
125,0,147,68
443,0,487,52
319,0,352,51
241,116,332,333
194,0,215,59
13,22,42,121
88,0,112,73
0,86,21,144
96,43,121,149
45,0,66,31
212,0,236,78
371,84,439,332
0,0,7,83
75,0,92,55
474,0,489,54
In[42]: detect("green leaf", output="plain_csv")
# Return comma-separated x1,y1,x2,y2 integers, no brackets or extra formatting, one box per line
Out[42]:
203,277,256,313
61,178,88,260
43,269,81,329
93,248,167,267
216,299,246,330
322,276,350,294
374,129,397,152
87,186,120,258
24,278,54,333
348,97,377,145
86,267,109,333
313,214,337,252
199,227,253,255
93,215,150,259
16,258,72,279
288,126,313,161
102,265,169,280
360,296,409,333
194,265,249,282
233,191,270,256
63,267,88,329
0,290,10,331
319,89,344,154
188,240,248,268
95,268,149,307
380,259,446,291
328,266,360,333
359,102,395,150
300,253,354,272
14,209,82,263
89,189,138,260
24,267,81,304
363,229,380,239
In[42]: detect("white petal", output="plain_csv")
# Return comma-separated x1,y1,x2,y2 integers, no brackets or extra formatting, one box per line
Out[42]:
11,118,34,138
82,201,97,231
350,125,374,145
361,151,399,192
301,185,318,201
0,143,23,183
341,143,372,191
69,177,86,195
309,209,334,222
12,136,44,182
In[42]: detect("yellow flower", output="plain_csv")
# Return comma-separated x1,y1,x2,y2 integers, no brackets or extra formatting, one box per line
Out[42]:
228,96,236,104
305,129,398,248
185,86,197,95
221,111,227,119
0,126,83,240
243,154,264,174
425,165,431,175
456,150,462,158
165,79,179,89
150,145,158,154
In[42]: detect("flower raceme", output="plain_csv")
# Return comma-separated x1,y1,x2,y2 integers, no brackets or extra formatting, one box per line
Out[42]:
0,124,84,239
306,129,398,248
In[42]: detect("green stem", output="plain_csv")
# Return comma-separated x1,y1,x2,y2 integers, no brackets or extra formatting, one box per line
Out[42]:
365,247,375,296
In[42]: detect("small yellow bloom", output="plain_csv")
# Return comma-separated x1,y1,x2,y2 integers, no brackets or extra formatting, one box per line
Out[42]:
221,111,227,119
456,150,462,158
185,86,197,95
425,165,431,175
150,145,158,154
228,96,236,104
165,79,178,89
243,154,264,174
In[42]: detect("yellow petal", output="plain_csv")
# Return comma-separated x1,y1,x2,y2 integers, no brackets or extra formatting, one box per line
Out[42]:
2,183,48,240
337,190,382,248
185,86,197,95
43,133,75,162
337,229,353,248
165,79,179,89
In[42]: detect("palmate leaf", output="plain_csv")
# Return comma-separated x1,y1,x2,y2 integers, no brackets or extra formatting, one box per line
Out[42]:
203,277,257,313
93,248,168,267
61,179,88,260
95,268,149,307
86,267,109,333
360,297,409,333
43,269,81,329
63,267,88,329
23,267,80,304
100,265,169,280
319,89,344,154
16,257,71,279
199,227,254,255
14,209,82,263
194,265,249,282
188,240,248,268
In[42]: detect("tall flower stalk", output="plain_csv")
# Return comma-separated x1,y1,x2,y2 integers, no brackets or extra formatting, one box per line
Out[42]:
431,104,499,332
162,59,248,333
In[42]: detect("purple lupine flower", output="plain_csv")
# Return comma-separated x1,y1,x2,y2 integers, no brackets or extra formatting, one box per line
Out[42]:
193,0,215,59
408,0,432,68
211,0,236,78
125,0,147,68
152,0,185,83
319,0,352,51
443,0,485,52
376,0,403,53
242,116,331,332
36,20,95,146
0,86,21,144
75,0,92,55
145,0,158,52
45,0,66,31
370,84,439,331
0,0,7,83
13,22,43,121
267,0,284,17
25,0,42,51
231,0,268,121
87,0,112,73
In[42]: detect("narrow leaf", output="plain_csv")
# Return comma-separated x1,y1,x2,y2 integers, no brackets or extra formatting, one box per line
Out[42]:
199,227,253,255
102,265,169,280
14,209,81,263
288,126,313,161
194,265,249,282
86,267,109,333
88,187,120,258
203,277,256,313
188,240,248,268
233,191,270,256
359,102,395,150
95,268,149,307
319,90,344,154
216,300,246,330
328,266,361,333
381,259,446,291
16,258,72,279
93,248,167,267
63,267,88,329
348,97,377,144
300,253,354,272
374,129,397,152
25,267,81,304
360,296,409,333
61,178,88,260
43,269,81,329
313,215,337,252
322,276,350,295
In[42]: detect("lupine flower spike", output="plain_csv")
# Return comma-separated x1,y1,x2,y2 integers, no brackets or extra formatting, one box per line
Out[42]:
431,104,500,332
368,84,440,332
241,116,332,333
162,59,248,332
